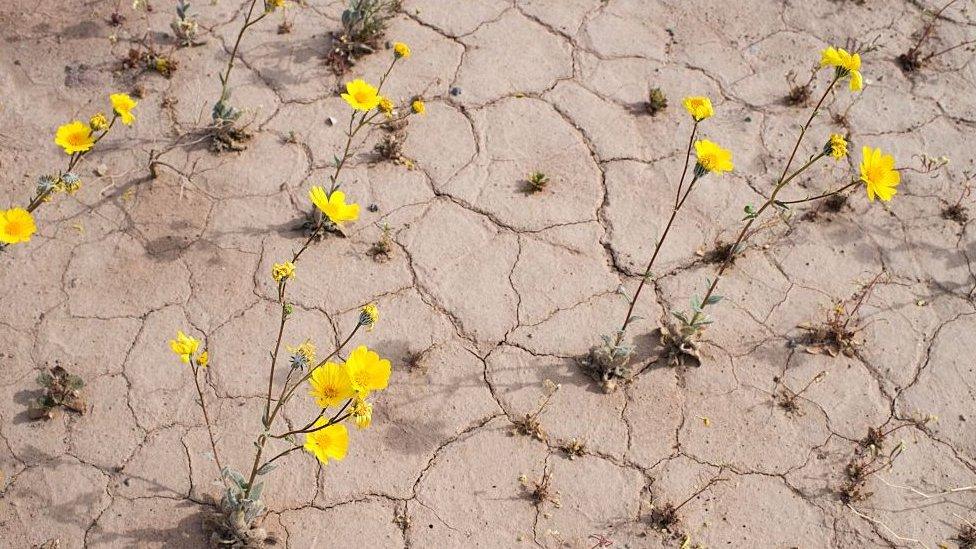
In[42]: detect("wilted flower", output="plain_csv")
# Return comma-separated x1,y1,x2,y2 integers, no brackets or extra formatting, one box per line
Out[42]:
287,339,316,369
378,97,395,115
411,99,425,115
826,134,848,160
89,113,109,132
393,42,411,59
196,351,209,368
352,396,373,429
272,261,296,282
359,303,379,330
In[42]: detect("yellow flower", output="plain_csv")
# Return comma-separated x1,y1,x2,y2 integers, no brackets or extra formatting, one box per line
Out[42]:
826,134,848,160
359,303,379,330
266,0,286,9
54,121,96,154
287,339,316,367
309,186,360,224
346,345,391,397
196,351,209,368
352,396,373,430
309,361,356,408
169,330,200,364
0,208,37,244
89,113,109,132
303,420,349,464
378,97,395,115
393,42,411,59
110,93,138,125
860,146,900,202
340,79,381,111
411,99,426,115
694,139,734,175
682,96,713,121
272,261,296,282
820,46,863,92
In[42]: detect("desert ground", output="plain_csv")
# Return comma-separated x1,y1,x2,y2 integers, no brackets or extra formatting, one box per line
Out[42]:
1,0,975,547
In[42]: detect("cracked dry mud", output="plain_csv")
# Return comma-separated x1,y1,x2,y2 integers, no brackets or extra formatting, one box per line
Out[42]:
1,0,975,547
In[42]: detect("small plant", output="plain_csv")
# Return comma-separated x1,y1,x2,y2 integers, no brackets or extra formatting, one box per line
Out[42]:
647,87,668,115
28,365,87,420
776,371,827,415
524,171,550,194
511,379,560,441
558,438,586,459
648,471,726,533
898,0,976,73
798,271,885,357
367,223,395,262
1,93,137,253
840,441,904,504
785,68,816,106
327,0,401,73
171,0,205,47
210,0,290,152
519,469,561,509
943,172,972,225
956,520,976,549
171,46,420,547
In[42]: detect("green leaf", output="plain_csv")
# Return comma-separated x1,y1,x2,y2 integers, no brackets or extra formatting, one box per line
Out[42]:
705,295,723,305
256,462,277,476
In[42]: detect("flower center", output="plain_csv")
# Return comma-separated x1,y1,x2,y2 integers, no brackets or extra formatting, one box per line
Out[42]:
68,132,88,146
354,91,371,104
4,219,25,236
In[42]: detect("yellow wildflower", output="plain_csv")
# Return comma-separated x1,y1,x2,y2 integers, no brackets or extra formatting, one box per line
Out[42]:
826,134,848,160
309,361,356,408
346,345,391,397
272,261,296,282
0,208,37,244
196,351,209,368
352,396,373,430
340,79,381,111
54,121,96,154
820,46,863,92
694,139,734,175
169,330,200,363
393,42,411,59
360,303,379,330
89,113,109,132
411,99,426,115
266,0,286,9
309,186,360,224
860,146,900,202
303,420,349,464
110,93,138,125
378,97,395,115
682,96,713,121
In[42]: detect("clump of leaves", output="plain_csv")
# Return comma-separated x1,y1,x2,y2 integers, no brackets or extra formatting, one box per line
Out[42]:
123,46,179,79
29,365,86,420
210,119,253,153
956,520,976,549
374,129,411,167
798,271,885,357
785,69,815,106
327,0,400,73
204,467,277,547
367,223,395,262
519,470,561,509
647,87,668,115
840,440,904,504
558,438,586,460
511,379,559,441
524,171,550,194
776,371,827,415
942,174,972,225
171,0,205,47
579,333,634,393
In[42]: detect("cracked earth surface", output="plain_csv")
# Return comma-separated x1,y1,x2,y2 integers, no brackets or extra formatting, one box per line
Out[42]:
1,0,976,547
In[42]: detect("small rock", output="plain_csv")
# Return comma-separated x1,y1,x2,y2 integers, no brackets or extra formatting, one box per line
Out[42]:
326,116,337,126
94,164,108,176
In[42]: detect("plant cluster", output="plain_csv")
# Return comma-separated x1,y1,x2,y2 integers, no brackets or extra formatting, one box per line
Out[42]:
797,271,886,357
28,365,87,420
1,93,137,252
585,45,904,388
898,0,976,73
167,46,420,546
776,370,827,415
327,0,401,73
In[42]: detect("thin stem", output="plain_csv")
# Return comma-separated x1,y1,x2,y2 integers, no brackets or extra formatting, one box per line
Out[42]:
688,76,839,328
776,179,859,206
613,122,700,346
191,363,227,486
219,0,267,100
260,444,303,469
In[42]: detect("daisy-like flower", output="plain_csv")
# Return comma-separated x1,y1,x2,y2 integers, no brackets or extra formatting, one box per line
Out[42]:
693,139,734,176
309,361,355,408
303,420,349,464
309,186,360,224
0,208,37,244
351,396,373,430
411,99,426,115
378,97,395,115
346,345,391,397
110,93,138,125
272,261,296,282
359,303,379,330
55,121,96,154
341,79,381,111
89,113,109,132
393,42,411,59
682,96,714,121
825,134,848,160
860,146,900,202
169,330,200,363
820,46,863,92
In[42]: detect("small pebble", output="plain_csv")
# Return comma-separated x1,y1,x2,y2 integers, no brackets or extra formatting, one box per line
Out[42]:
326,116,337,126
450,87,461,96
